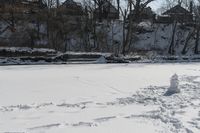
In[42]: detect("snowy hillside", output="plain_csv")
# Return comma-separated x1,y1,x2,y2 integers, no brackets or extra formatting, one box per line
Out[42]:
133,22,195,55
1,64,200,133
1,20,198,56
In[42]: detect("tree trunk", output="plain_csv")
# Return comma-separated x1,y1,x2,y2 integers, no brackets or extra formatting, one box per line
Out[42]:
56,0,59,8
182,29,195,55
122,1,133,55
168,21,177,55
122,9,127,55
10,0,15,32
195,26,200,54
37,19,40,39
134,0,141,22
117,0,120,14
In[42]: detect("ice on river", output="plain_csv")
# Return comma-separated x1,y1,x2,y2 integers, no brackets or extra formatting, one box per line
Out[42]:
0,63,200,133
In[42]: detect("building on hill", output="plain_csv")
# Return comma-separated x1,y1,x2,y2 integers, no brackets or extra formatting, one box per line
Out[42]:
0,0,46,15
56,0,86,27
58,0,84,16
128,6,156,22
93,0,119,21
157,4,193,23
0,0,47,33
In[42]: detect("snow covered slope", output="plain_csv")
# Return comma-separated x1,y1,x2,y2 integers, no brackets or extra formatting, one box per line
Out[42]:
0,63,200,133
133,23,195,55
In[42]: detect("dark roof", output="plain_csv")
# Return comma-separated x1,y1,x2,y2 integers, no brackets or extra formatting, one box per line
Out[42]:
95,1,118,13
0,0,23,4
0,0,46,8
59,0,84,16
163,5,191,15
62,0,81,7
130,7,155,15
103,1,118,13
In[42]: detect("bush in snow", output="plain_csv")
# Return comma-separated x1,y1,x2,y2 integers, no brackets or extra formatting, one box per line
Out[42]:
164,74,180,96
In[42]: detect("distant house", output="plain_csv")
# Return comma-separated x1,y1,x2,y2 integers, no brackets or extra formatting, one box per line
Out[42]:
0,0,46,14
93,0,119,21
58,0,84,16
129,6,156,22
157,4,193,23
56,0,85,27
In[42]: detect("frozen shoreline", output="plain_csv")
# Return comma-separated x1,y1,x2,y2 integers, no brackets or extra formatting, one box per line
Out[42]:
1,56,200,66
1,47,200,65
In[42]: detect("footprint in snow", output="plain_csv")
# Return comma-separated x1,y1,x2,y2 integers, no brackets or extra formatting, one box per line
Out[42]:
72,122,97,127
94,116,116,123
28,123,61,130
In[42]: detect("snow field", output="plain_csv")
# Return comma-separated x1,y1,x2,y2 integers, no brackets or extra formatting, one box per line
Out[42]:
0,63,200,133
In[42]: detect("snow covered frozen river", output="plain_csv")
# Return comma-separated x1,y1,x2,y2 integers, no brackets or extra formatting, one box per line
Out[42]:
1,63,200,133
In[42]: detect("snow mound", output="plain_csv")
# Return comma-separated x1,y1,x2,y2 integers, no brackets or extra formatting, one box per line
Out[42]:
138,21,152,30
96,56,107,64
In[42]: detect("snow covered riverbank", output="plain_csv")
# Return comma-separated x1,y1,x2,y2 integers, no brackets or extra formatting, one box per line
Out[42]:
0,63,200,133
2,47,200,65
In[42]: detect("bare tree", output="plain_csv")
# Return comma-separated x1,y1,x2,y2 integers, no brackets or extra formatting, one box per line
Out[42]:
93,0,104,22
0,0,17,32
117,0,120,13
42,0,56,8
194,0,200,54
168,21,177,55
129,0,155,22
121,0,155,55
56,0,59,8
181,0,200,54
